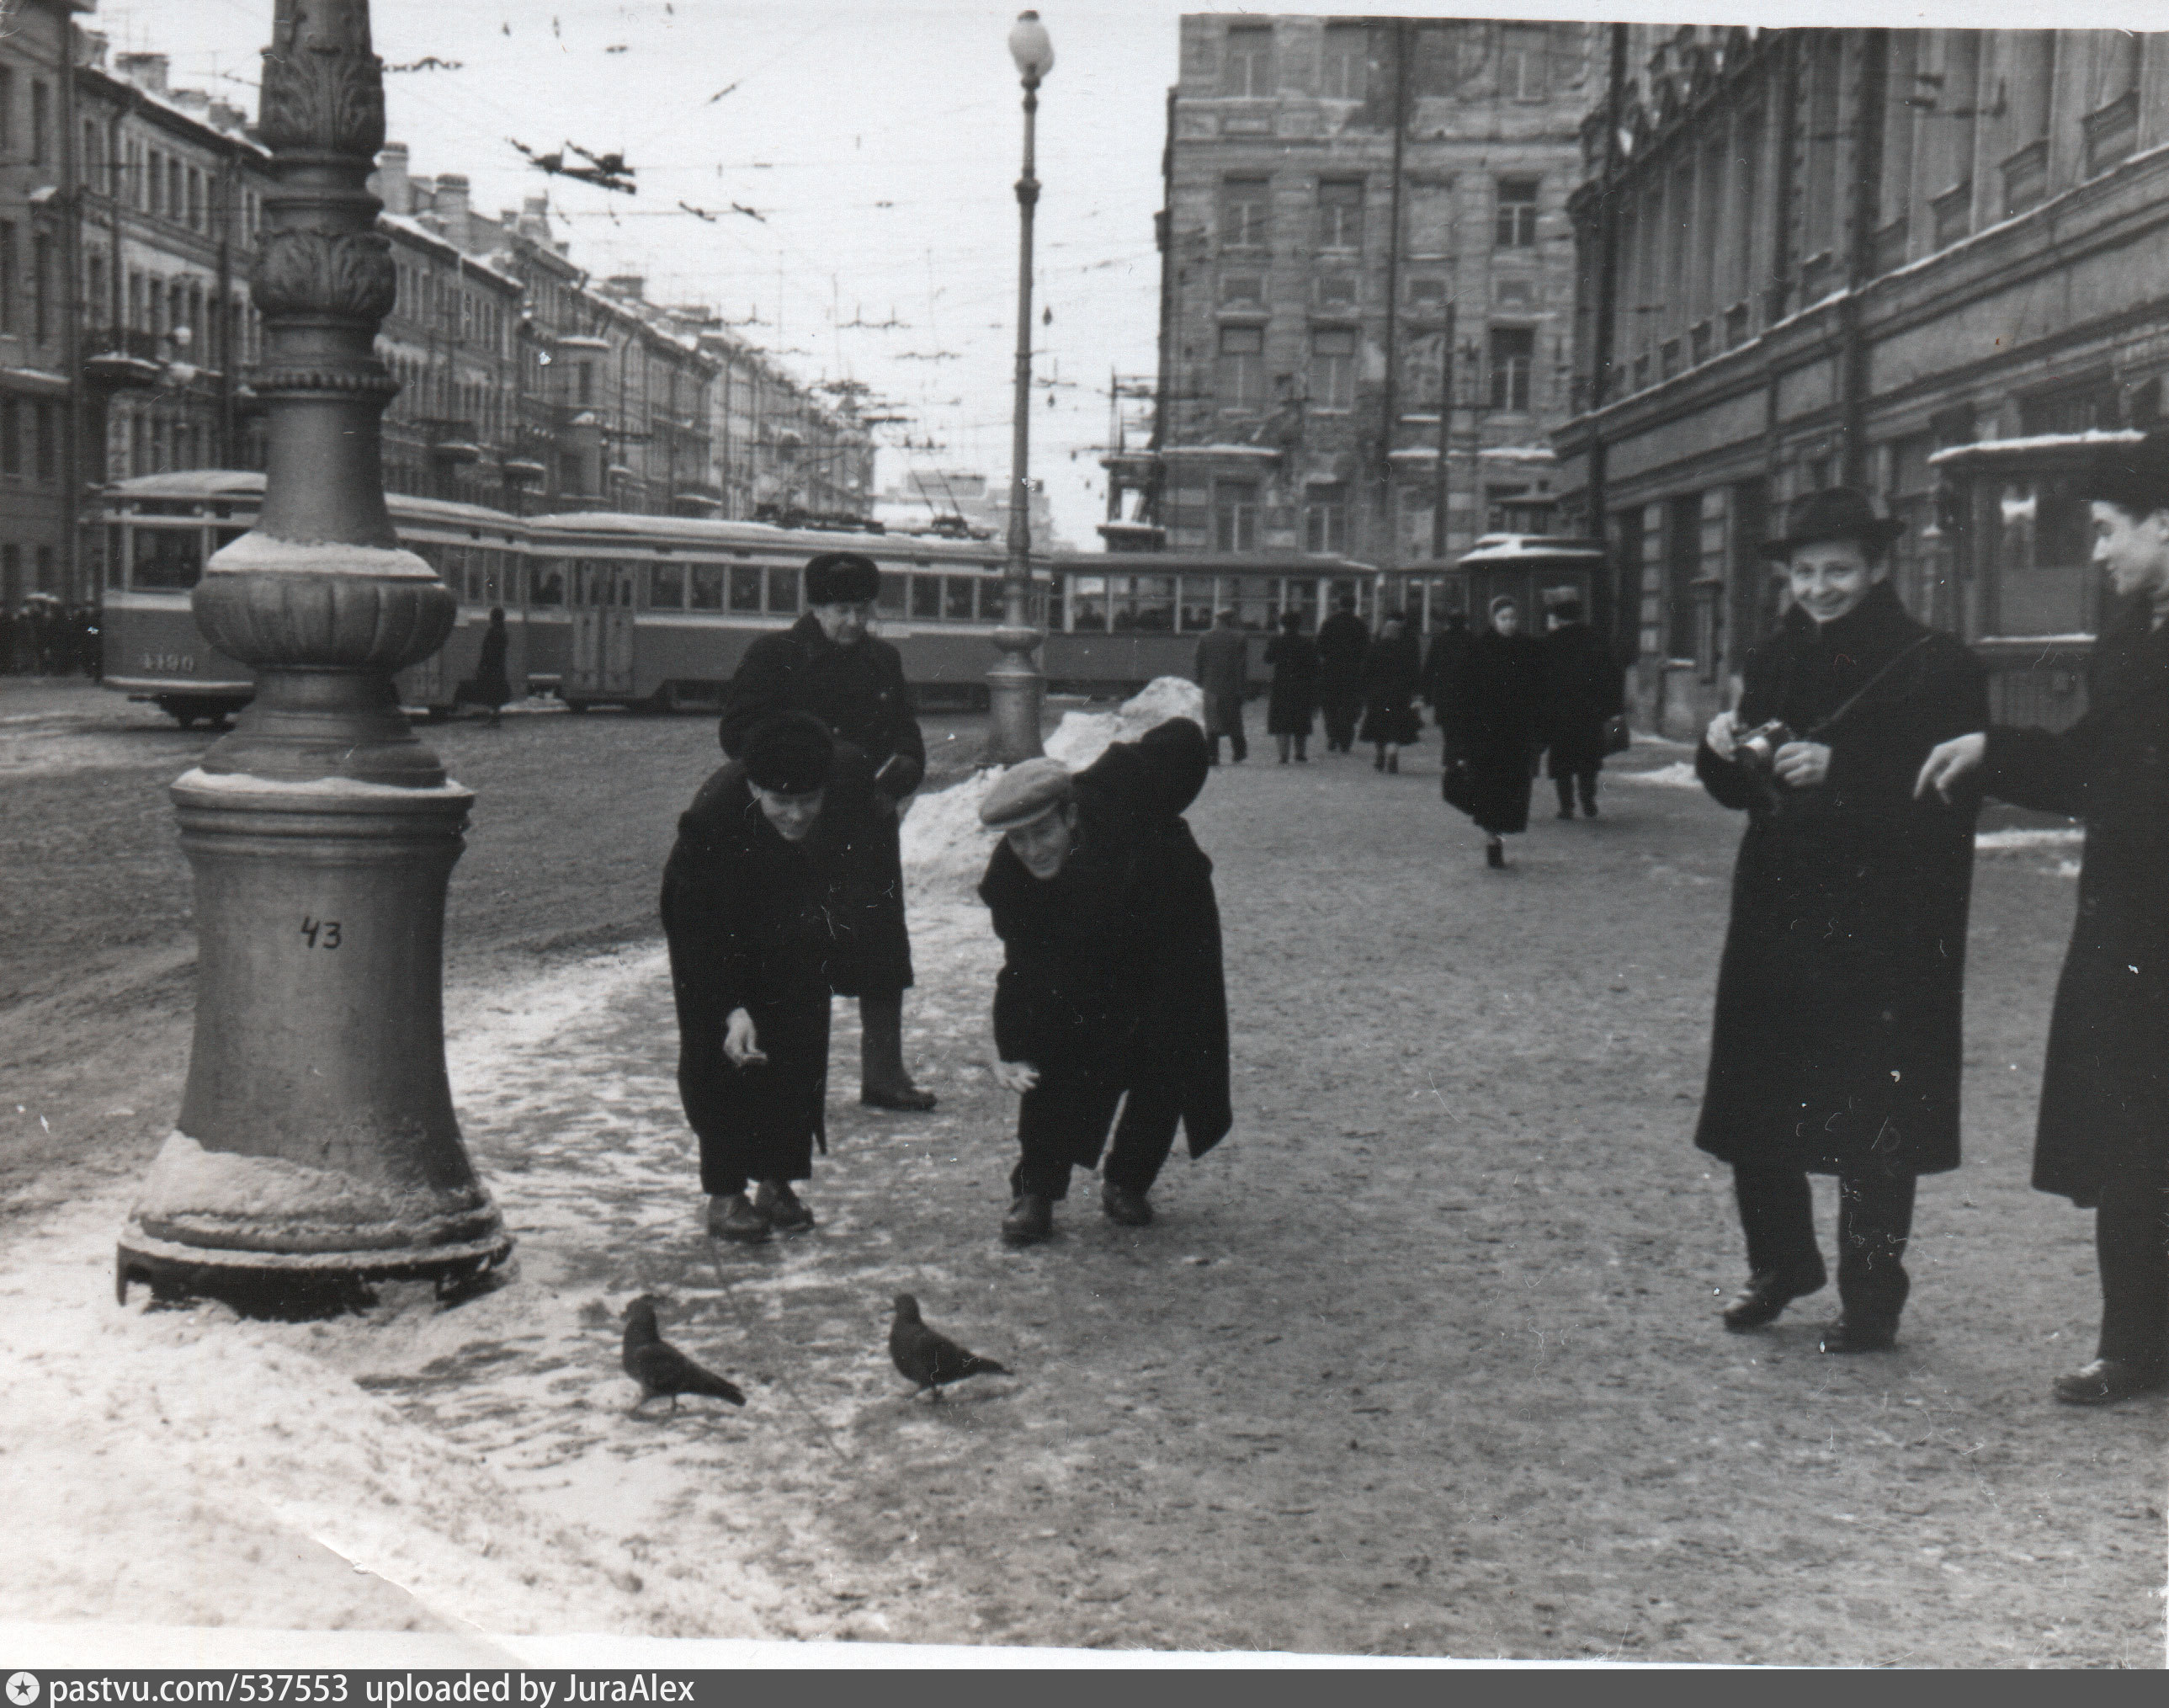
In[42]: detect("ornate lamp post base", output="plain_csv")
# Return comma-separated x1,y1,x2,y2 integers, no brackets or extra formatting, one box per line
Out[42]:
984,625,1046,764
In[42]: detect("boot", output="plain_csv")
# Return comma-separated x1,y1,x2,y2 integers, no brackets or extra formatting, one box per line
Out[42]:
859,989,937,1109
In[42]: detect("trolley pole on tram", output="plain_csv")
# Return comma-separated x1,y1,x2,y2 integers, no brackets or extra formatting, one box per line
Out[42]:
985,10,1055,766
117,0,511,1308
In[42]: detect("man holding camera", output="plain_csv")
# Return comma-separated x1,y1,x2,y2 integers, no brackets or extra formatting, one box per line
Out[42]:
1918,431,2169,1405
1696,487,1987,1354
720,551,936,1112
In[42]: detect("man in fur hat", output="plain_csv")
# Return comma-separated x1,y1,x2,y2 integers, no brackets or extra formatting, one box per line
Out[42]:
720,551,936,1110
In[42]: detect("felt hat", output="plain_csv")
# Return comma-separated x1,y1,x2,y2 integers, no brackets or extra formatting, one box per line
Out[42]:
1760,486,1906,561
742,710,834,795
804,551,880,605
2076,429,2169,518
979,757,1075,832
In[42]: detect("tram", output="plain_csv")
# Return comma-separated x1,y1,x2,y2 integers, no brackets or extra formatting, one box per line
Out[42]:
1380,534,1608,636
98,471,534,727
1926,428,2139,730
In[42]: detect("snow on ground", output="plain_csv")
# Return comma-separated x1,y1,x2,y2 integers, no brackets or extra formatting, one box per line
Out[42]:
1613,760,1702,788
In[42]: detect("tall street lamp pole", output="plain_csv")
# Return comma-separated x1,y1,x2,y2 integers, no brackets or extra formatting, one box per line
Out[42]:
985,9,1054,765
116,0,511,1308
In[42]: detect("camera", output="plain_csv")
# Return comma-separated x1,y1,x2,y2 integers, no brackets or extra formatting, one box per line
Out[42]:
1734,720,1796,774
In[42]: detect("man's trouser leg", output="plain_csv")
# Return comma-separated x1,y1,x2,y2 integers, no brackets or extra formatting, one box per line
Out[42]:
1012,1083,1124,1201
1555,775,1576,815
859,987,928,1100
1103,1072,1183,1197
1731,1164,1826,1291
1836,1170,1916,1328
2095,1168,2169,1370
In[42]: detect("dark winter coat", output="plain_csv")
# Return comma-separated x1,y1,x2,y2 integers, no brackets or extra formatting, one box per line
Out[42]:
1422,623,1473,716
979,720,1231,1156
1193,625,1250,738
469,621,512,709
1316,610,1369,705
1980,603,2169,1206
1358,631,1423,746
1443,630,1547,833
720,613,926,995
661,762,858,1168
1264,631,1320,736
1542,621,1624,775
1693,583,1987,1177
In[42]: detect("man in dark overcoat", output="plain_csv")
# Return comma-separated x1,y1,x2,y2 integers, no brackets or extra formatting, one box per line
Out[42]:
1316,593,1369,754
1919,430,2169,1404
1422,609,1473,724
1193,608,1250,764
1697,487,1987,1354
977,720,1231,1244
720,551,935,1111
1541,598,1625,818
662,712,864,1243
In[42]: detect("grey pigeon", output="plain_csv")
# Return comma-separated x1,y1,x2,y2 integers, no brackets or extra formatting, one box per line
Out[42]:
889,1292,1008,1399
622,1295,745,1413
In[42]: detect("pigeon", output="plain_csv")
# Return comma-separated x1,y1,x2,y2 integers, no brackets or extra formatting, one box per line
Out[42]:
889,1293,1008,1400
622,1295,745,1414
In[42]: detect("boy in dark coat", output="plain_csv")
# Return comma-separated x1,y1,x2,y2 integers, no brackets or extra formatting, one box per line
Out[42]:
720,551,934,1111
1699,487,1986,1354
977,720,1231,1244
662,712,861,1244
1541,598,1624,818
1918,430,2169,1404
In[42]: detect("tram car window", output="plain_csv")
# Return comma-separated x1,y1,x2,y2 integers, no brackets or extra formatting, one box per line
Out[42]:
910,574,941,620
1044,577,1063,631
728,564,762,612
651,561,685,609
767,565,800,614
531,559,566,605
105,524,125,590
1069,574,1107,631
877,571,908,620
133,528,204,590
690,564,724,609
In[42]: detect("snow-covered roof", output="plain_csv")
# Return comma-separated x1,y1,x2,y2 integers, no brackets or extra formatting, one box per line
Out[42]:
1159,443,1281,459
1456,533,1605,565
378,213,524,293
1930,430,2143,468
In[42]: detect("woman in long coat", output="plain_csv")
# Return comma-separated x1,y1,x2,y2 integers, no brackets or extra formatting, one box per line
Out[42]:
661,711,860,1244
1697,489,1986,1354
1263,609,1319,764
1358,611,1422,772
1443,595,1547,866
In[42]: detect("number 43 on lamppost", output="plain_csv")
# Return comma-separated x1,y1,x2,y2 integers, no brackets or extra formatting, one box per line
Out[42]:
985,9,1055,766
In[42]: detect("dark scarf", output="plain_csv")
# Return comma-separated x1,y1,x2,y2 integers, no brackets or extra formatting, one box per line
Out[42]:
1767,581,1927,734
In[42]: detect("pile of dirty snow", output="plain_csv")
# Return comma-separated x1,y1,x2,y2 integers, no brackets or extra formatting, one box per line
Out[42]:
1613,760,1704,788
900,678,1204,900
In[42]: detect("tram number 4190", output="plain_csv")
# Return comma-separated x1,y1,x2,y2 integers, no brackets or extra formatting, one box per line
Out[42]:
141,652,195,673
300,918,343,950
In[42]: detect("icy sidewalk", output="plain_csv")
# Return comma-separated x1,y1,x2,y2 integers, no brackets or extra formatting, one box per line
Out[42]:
0,681,1201,1647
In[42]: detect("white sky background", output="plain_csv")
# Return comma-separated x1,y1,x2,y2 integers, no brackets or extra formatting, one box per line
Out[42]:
97,1,2164,551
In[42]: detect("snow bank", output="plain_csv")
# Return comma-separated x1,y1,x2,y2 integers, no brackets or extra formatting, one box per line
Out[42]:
899,678,1205,901
129,1132,488,1253
1974,827,2084,851
1613,761,1703,788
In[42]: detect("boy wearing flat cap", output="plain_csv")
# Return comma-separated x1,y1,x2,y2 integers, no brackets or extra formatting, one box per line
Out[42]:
1920,429,2169,1405
977,720,1231,1244
662,710,864,1243
720,550,936,1112
1696,486,1986,1357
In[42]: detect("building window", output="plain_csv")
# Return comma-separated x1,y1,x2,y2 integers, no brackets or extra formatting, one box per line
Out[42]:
1222,25,1273,98
32,234,50,342
34,401,53,482
0,69,12,160
1499,24,1550,101
0,401,16,475
1316,180,1364,253
1217,324,1265,410
1214,481,1259,552
1495,178,1539,247
1321,24,1369,100
29,80,47,167
1304,484,1348,554
168,159,184,225
1220,177,1270,252
1219,273,1264,310
1406,275,1449,318
0,222,13,333
1488,327,1534,412
1311,327,1357,410
1403,329,1449,408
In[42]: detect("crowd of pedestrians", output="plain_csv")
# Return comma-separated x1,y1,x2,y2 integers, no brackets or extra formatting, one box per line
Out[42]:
654,430,2169,1413
2,594,100,677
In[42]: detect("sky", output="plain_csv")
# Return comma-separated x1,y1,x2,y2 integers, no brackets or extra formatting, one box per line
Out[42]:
92,1,2156,550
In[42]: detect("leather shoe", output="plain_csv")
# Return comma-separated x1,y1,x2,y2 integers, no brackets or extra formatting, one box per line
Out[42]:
862,1083,938,1112
753,1179,814,1234
2052,1357,2169,1406
1002,1194,1054,1245
1820,1315,1899,1354
708,1192,769,1244
1721,1268,1823,1331
1102,1182,1153,1227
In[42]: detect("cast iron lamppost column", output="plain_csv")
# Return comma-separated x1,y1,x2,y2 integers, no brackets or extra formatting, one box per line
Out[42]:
116,0,511,1306
985,9,1054,764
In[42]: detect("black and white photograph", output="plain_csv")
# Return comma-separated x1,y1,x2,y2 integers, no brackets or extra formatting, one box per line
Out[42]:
0,0,2163,1671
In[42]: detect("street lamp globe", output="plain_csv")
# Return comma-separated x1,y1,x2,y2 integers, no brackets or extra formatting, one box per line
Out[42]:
1009,10,1054,82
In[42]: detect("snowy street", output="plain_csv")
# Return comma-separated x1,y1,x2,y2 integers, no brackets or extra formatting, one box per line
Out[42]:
0,679,2159,1663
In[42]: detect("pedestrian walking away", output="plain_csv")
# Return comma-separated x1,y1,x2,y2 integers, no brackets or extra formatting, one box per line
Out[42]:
1358,611,1423,773
1422,609,1473,729
720,551,937,1111
976,719,1231,1245
1442,595,1547,867
455,606,513,726
661,710,862,1245
1316,593,1369,754
1193,608,1250,764
1918,429,2169,1406
1263,609,1319,764
1541,597,1624,818
1697,487,1987,1355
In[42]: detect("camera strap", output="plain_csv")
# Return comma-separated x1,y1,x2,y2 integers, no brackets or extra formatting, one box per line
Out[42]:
1804,633,1937,742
